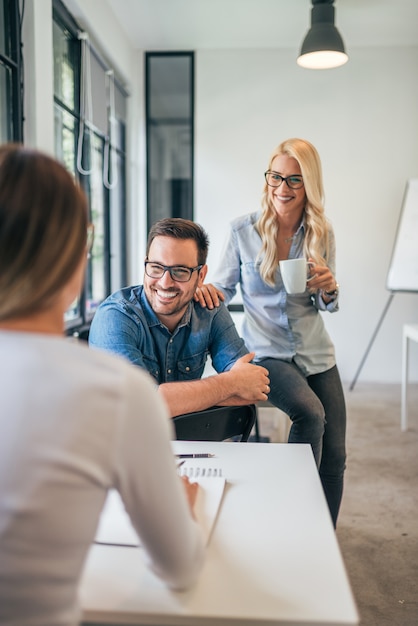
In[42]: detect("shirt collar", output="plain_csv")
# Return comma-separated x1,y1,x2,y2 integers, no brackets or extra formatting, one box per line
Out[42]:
139,287,193,331
295,218,306,236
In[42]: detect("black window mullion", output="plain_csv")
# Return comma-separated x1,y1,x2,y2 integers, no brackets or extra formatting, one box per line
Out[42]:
0,0,23,142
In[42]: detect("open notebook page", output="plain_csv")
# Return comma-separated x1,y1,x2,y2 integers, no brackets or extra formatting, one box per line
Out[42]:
95,476,226,547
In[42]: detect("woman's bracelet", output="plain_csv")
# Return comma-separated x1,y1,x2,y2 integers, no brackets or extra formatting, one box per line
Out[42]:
323,282,339,298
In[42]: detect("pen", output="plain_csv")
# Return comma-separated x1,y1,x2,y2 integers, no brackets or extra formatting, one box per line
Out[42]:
176,453,215,459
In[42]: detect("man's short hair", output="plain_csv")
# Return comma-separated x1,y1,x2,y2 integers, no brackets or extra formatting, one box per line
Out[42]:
146,218,209,265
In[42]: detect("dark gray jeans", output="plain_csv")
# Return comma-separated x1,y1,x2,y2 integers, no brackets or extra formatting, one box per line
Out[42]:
258,359,347,528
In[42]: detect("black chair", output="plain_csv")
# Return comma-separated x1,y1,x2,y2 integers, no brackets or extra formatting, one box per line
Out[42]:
173,404,257,442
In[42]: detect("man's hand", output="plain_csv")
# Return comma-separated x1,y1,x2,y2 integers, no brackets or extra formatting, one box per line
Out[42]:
227,353,270,403
160,354,270,417
194,284,225,309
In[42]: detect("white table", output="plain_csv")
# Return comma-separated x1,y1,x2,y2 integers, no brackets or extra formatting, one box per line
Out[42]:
80,442,358,626
401,323,418,431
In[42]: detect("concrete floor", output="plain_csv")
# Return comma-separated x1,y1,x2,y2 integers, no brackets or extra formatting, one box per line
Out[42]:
258,382,418,626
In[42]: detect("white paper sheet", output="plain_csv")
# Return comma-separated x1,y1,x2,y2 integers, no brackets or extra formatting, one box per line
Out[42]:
95,477,226,547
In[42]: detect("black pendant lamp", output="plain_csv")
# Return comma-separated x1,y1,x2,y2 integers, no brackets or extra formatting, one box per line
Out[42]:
297,0,348,69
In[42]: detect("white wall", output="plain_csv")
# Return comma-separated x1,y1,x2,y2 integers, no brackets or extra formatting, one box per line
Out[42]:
22,0,55,153
195,46,418,384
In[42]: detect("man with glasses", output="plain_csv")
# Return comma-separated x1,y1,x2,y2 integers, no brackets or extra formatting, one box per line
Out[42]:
89,218,270,417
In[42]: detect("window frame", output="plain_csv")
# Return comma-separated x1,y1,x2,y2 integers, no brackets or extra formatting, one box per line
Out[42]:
145,51,195,232
53,0,128,336
0,0,23,143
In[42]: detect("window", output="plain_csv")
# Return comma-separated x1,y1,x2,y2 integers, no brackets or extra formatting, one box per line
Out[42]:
0,0,23,143
53,0,128,333
146,52,194,230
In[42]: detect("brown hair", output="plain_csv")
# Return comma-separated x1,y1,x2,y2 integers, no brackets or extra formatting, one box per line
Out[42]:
146,217,209,265
0,144,88,320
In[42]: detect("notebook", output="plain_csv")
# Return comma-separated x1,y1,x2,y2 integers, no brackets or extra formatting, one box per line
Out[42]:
95,474,226,548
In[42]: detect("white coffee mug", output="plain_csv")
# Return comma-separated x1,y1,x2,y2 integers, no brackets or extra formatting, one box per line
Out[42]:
279,258,314,294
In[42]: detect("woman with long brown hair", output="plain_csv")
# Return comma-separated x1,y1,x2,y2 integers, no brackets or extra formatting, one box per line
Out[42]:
0,144,204,625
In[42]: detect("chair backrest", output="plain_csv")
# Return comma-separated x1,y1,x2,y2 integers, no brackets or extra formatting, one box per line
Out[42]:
173,404,256,442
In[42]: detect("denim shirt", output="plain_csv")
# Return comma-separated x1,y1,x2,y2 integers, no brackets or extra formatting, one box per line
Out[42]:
213,211,338,376
89,285,248,384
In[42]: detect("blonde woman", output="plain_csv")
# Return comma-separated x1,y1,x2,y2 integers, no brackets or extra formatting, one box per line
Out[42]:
195,138,346,527
0,144,204,625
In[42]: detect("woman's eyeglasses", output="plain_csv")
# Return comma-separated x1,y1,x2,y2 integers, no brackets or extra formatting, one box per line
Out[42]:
264,171,304,189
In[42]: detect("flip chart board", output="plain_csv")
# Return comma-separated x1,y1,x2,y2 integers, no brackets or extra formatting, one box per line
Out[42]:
386,179,418,292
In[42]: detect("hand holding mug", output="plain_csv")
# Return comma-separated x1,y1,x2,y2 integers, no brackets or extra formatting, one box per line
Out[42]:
279,258,315,294
304,259,337,295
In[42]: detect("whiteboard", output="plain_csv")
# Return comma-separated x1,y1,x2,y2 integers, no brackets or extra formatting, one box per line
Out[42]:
386,179,418,292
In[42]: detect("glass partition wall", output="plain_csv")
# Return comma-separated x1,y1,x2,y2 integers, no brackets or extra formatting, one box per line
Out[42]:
146,52,194,229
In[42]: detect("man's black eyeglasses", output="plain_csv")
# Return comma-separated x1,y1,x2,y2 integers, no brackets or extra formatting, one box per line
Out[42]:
264,171,304,189
144,261,203,283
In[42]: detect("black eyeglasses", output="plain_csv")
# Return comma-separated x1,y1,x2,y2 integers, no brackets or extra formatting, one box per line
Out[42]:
264,171,304,189
144,261,203,283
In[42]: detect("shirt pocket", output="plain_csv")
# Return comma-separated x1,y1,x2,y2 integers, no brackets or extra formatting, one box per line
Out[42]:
141,355,161,383
177,350,209,380
241,261,277,296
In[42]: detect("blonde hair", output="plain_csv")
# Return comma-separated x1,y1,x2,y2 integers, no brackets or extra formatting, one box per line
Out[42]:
256,138,330,286
0,144,88,320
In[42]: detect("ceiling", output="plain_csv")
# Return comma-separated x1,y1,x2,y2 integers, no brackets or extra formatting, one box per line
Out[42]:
104,0,418,51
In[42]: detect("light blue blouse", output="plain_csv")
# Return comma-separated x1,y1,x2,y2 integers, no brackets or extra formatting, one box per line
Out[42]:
213,211,339,376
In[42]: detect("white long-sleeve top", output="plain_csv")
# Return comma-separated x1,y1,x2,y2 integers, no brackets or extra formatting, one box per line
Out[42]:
0,331,205,626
